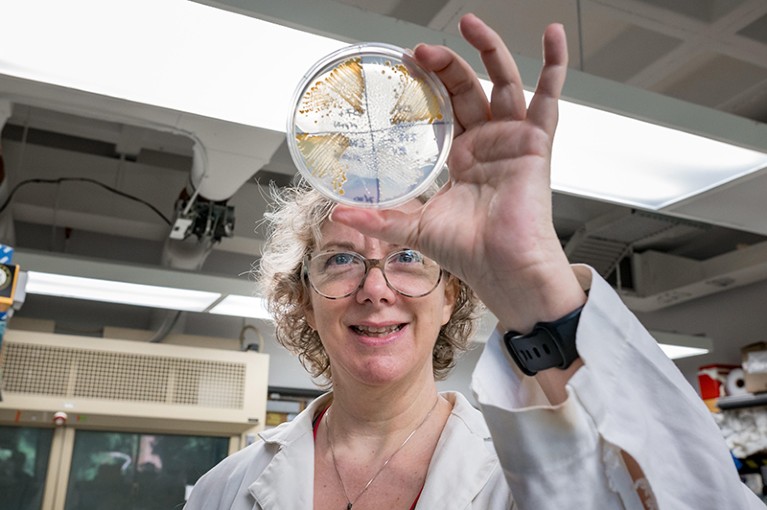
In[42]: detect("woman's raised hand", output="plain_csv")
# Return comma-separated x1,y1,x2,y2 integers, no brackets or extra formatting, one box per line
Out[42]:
332,14,585,332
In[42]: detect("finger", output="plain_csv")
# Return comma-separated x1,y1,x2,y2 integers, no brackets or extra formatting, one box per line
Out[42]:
527,23,568,136
458,13,527,121
413,43,490,135
330,205,420,249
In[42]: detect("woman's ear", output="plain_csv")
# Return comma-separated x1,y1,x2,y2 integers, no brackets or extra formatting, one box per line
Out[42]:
304,300,317,330
441,275,459,326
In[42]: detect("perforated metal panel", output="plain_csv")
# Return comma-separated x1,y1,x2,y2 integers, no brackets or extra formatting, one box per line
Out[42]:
1,341,246,409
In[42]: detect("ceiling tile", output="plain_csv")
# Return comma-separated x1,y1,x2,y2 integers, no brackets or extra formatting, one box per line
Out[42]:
651,52,767,109
738,12,767,44
584,25,682,82
633,0,746,23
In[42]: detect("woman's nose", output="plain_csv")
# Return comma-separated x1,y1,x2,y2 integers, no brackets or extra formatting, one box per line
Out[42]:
355,266,396,303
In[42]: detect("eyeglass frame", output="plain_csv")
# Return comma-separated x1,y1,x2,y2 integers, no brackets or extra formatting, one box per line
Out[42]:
302,249,444,300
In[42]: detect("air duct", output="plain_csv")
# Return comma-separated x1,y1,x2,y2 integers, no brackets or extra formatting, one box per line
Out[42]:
621,240,767,312
565,209,708,277
563,208,767,312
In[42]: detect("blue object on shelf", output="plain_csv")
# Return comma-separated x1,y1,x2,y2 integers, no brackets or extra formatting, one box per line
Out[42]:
732,452,744,470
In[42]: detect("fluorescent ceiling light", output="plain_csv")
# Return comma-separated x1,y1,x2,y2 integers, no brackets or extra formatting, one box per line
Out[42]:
26,271,221,312
552,98,767,210
479,85,767,211
0,0,345,132
657,344,710,360
651,330,713,360
208,295,271,320
3,1,766,211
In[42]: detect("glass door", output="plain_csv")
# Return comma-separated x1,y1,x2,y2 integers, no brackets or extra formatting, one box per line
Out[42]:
63,430,229,510
0,425,54,510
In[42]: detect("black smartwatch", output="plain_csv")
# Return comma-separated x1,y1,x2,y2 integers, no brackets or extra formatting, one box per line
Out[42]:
502,305,584,376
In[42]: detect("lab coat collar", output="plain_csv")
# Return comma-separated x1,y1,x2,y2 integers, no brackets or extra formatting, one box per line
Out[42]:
248,392,498,509
248,393,332,509
418,392,501,508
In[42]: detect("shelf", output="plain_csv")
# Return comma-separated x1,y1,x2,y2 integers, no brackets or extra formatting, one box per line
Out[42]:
718,393,767,410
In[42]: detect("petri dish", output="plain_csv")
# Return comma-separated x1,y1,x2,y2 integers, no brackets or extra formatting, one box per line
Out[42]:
287,43,453,208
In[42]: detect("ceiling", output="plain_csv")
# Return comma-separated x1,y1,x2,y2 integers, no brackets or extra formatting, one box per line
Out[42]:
2,0,767,375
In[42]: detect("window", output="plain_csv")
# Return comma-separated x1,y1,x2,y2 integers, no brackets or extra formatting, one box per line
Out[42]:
64,430,228,510
0,425,53,510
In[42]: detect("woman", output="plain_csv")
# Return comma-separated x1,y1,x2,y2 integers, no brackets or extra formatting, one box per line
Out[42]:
185,13,762,510
251,184,508,509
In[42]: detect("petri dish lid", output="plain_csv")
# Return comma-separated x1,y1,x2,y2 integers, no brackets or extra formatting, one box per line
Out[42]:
287,43,453,209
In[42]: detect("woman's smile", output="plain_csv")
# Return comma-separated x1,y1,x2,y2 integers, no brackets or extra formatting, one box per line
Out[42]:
350,323,405,337
349,322,408,346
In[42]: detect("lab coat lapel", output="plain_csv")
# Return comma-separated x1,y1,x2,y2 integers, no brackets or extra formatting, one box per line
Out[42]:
248,394,331,510
417,393,501,509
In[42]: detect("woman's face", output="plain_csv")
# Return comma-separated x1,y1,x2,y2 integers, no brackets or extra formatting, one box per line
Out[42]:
304,205,456,388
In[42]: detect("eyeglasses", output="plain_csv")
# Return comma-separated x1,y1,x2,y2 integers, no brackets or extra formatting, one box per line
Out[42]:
303,249,443,299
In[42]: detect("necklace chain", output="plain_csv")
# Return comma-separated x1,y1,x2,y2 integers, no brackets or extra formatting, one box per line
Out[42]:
325,396,440,510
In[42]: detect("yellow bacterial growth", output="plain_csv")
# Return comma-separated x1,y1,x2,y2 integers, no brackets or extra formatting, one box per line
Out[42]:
299,58,366,116
295,133,350,195
390,64,442,124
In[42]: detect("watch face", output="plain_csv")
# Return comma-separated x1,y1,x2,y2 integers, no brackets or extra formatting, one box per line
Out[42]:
287,43,453,209
0,265,10,290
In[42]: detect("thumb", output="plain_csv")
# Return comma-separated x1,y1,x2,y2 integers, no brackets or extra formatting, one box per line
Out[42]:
330,205,420,248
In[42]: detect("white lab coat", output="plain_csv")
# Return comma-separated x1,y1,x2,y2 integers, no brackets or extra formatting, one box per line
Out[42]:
472,265,764,509
184,391,513,509
186,265,765,509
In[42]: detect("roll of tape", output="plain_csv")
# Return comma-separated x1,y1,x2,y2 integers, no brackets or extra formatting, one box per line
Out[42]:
726,368,748,396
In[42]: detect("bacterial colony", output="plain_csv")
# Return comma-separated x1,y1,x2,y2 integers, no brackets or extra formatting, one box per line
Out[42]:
291,49,452,208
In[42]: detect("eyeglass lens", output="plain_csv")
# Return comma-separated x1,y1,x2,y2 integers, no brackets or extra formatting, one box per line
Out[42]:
307,250,441,298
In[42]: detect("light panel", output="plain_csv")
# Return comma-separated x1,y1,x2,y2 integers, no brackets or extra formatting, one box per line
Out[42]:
26,271,221,312
208,295,271,320
478,86,767,210
657,344,710,360
652,330,713,360
552,98,767,210
0,0,345,132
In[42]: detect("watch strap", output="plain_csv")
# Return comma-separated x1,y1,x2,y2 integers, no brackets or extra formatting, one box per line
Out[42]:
502,305,584,376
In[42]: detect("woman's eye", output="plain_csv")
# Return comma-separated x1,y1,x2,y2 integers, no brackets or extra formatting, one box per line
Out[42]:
327,253,355,266
394,250,422,264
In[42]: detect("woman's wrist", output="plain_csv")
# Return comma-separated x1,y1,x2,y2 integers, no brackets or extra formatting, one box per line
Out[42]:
485,259,587,334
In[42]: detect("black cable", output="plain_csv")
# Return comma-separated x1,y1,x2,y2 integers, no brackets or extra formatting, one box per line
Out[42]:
0,177,172,225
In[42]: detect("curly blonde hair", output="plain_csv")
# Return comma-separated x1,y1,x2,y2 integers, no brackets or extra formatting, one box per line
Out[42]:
256,182,481,385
